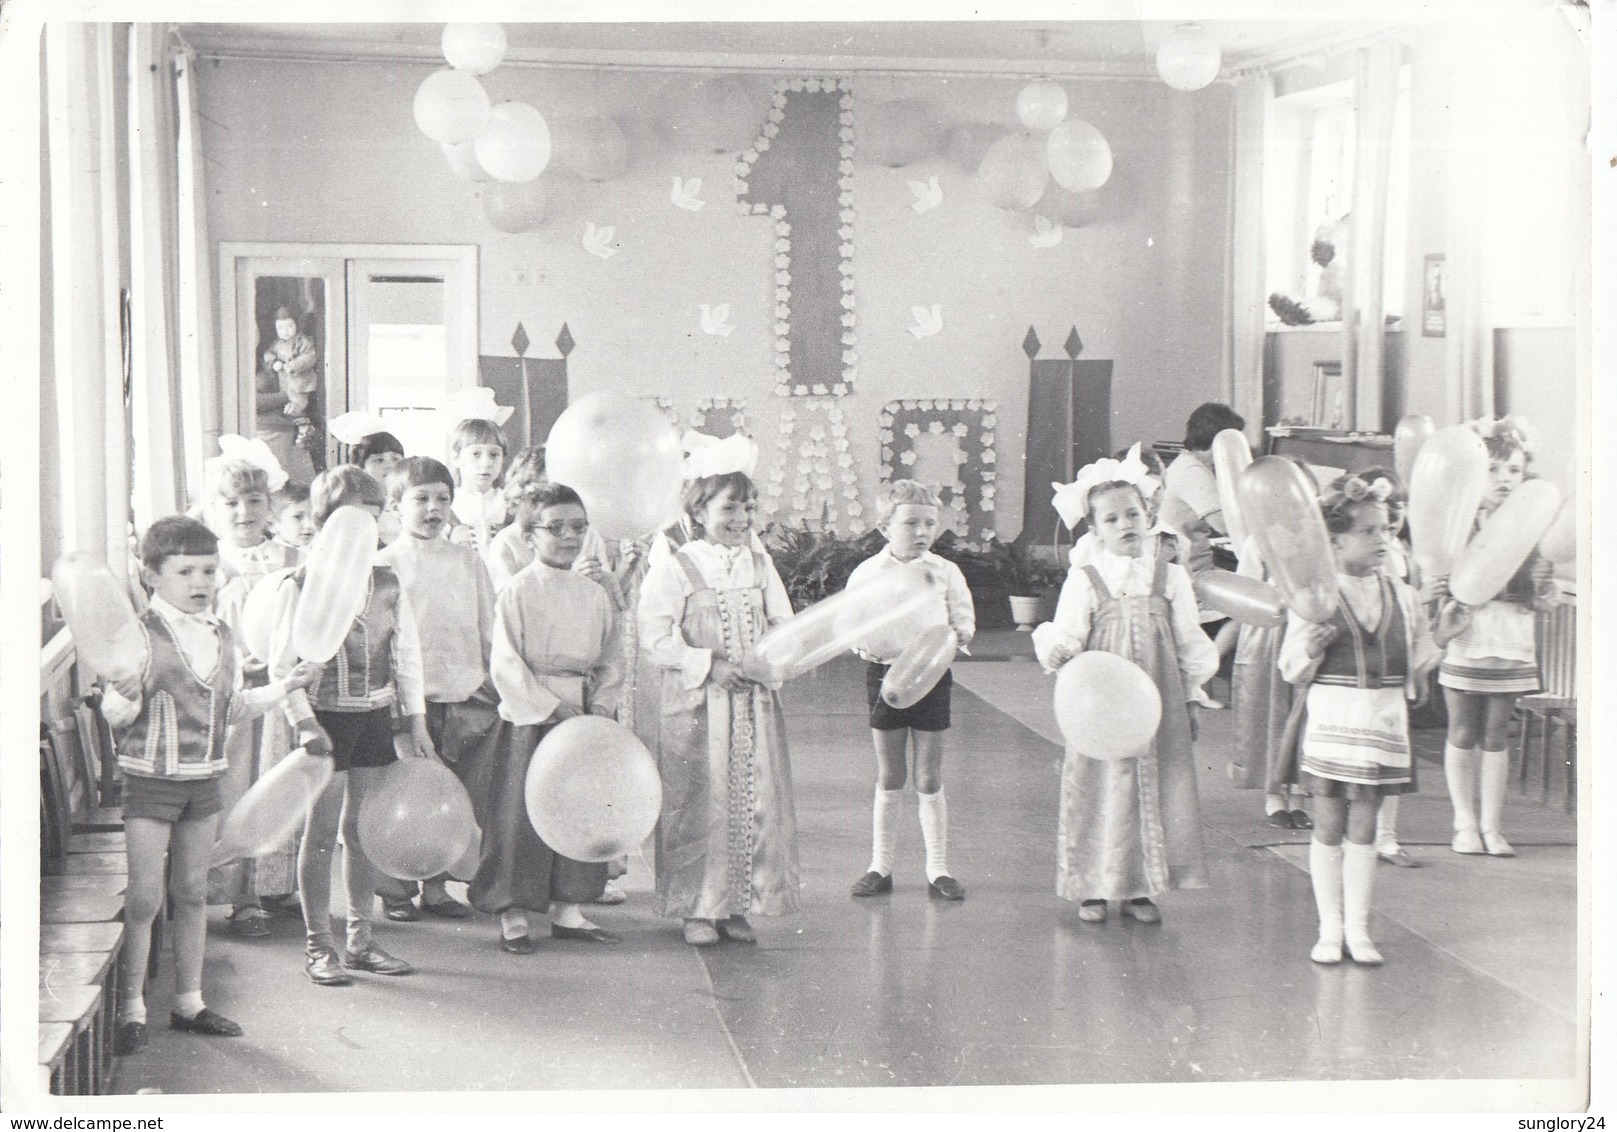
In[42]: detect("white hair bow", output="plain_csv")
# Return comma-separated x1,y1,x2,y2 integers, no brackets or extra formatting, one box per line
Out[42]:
444,386,514,428
208,434,289,493
326,410,390,446
1468,414,1534,452
1050,443,1160,531
681,430,759,481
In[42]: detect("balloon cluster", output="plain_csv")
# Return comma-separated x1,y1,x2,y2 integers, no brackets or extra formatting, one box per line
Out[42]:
968,82,1113,229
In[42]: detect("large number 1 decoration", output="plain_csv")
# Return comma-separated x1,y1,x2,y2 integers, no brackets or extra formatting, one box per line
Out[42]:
736,79,857,398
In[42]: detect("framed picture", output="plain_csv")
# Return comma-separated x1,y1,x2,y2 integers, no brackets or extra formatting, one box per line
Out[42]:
1423,253,1447,337
1311,361,1346,429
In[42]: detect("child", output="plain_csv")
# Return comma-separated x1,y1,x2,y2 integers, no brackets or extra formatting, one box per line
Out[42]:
373,458,499,921
845,480,975,901
1033,454,1217,924
638,466,801,946
1437,418,1554,857
348,433,406,546
1278,480,1452,964
484,446,546,592
448,417,509,552
267,466,436,986
201,451,299,938
102,516,320,1054
475,482,625,951
269,481,316,558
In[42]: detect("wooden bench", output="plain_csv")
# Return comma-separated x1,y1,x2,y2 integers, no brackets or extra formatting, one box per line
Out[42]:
38,922,124,1097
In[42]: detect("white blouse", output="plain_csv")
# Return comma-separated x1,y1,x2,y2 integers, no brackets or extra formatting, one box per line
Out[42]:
637,539,793,691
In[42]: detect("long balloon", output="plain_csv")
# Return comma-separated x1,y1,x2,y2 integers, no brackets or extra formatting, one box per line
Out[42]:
51,553,148,683
1234,457,1339,623
1210,429,1254,547
239,567,296,664
293,506,378,663
211,748,333,866
1537,495,1576,564
881,626,959,709
1449,480,1560,606
1393,414,1435,484
1407,425,1488,581
1193,569,1286,628
744,568,938,685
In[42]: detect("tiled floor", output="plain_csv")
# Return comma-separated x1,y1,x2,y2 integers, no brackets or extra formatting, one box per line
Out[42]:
111,644,1580,1100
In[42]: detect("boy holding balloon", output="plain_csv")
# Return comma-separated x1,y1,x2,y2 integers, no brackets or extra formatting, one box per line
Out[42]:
845,480,975,902
1034,455,1218,924
102,516,323,1055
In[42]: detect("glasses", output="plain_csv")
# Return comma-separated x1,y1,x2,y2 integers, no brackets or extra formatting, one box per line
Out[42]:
533,519,590,537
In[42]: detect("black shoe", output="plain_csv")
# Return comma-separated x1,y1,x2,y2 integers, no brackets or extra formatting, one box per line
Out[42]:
500,933,535,954
550,923,622,945
343,943,414,975
305,949,354,986
383,899,421,922
851,870,894,897
1288,809,1314,830
169,1007,243,1037
114,1020,148,1056
1266,810,1294,829
927,875,966,901
421,896,472,919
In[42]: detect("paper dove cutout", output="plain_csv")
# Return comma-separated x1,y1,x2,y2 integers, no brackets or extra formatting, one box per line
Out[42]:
671,176,706,211
208,435,288,492
700,303,736,338
1028,214,1064,249
443,386,515,427
909,305,943,339
326,410,391,446
583,222,618,259
909,175,943,214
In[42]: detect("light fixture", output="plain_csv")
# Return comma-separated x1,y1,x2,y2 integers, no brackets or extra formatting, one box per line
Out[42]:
1156,24,1221,92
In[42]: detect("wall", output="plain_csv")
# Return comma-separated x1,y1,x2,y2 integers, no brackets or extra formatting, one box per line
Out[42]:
197,56,1232,538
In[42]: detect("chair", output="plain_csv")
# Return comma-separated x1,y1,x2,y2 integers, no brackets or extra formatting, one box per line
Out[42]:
1515,594,1576,811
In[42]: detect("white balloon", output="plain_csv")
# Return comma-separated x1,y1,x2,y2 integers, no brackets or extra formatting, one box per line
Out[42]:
1156,24,1222,93
413,68,490,145
1047,118,1113,191
441,23,507,75
441,140,491,182
1016,81,1069,131
475,102,552,184
545,394,686,541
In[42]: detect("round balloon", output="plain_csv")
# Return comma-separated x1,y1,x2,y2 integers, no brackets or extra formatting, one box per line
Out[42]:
1537,495,1576,563
293,505,378,663
1407,425,1488,580
1030,179,1102,229
554,115,630,182
475,101,552,184
1016,81,1069,131
1392,414,1435,485
442,140,491,183
50,553,148,684
881,626,958,710
945,121,1008,171
1235,457,1340,623
1156,25,1222,92
1210,428,1254,548
482,178,548,233
977,132,1049,211
211,747,333,867
525,716,662,862
1046,118,1113,191
544,393,685,541
1449,480,1561,606
745,568,938,686
441,22,507,75
666,77,764,154
413,68,490,145
1054,652,1162,760
357,759,478,881
859,100,947,167
1193,570,1286,629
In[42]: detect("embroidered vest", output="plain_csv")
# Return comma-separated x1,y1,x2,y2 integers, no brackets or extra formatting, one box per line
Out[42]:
1314,575,1409,689
306,566,403,711
117,609,237,780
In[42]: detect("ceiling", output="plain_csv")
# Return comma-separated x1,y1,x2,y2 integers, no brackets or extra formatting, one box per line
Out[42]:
177,19,1399,79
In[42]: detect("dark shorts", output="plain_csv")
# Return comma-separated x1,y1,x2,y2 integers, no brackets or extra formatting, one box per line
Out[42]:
866,662,952,732
122,773,224,824
315,707,398,773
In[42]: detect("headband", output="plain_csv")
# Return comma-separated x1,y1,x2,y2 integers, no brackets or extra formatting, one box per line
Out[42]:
1050,443,1160,530
681,430,758,481
1340,475,1394,503
207,434,289,493
1468,414,1533,452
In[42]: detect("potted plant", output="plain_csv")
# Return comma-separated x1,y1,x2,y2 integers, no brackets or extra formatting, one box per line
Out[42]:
1002,538,1066,631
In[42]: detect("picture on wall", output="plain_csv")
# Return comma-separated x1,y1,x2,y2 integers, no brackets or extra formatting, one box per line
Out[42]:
1423,253,1447,337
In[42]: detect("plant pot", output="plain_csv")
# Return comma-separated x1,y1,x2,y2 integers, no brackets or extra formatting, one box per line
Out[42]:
1008,594,1041,632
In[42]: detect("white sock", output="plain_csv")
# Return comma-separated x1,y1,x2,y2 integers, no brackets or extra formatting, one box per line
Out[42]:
1264,793,1286,816
1445,742,1479,834
500,909,530,939
1375,795,1401,853
550,902,590,930
1478,748,1511,835
869,787,902,876
1310,840,1345,945
917,789,949,883
118,994,147,1025
173,991,205,1020
1341,841,1379,948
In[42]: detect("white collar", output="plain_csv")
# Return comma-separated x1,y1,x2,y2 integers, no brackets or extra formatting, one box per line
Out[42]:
151,594,219,627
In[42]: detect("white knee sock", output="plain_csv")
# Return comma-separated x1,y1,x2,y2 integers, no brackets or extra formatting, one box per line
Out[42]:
917,789,949,883
1444,743,1478,834
1310,840,1344,946
1341,841,1381,960
1478,749,1515,854
868,787,902,876
1375,795,1401,852
173,991,205,1020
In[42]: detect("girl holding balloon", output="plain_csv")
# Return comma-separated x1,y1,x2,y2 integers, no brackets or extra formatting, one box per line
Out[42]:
1033,455,1218,924
1277,480,1456,965
1436,419,1555,857
638,461,801,947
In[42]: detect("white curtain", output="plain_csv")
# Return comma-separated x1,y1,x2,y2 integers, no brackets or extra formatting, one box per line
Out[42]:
1340,41,1403,432
1226,72,1273,443
1439,43,1498,424
175,36,221,493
